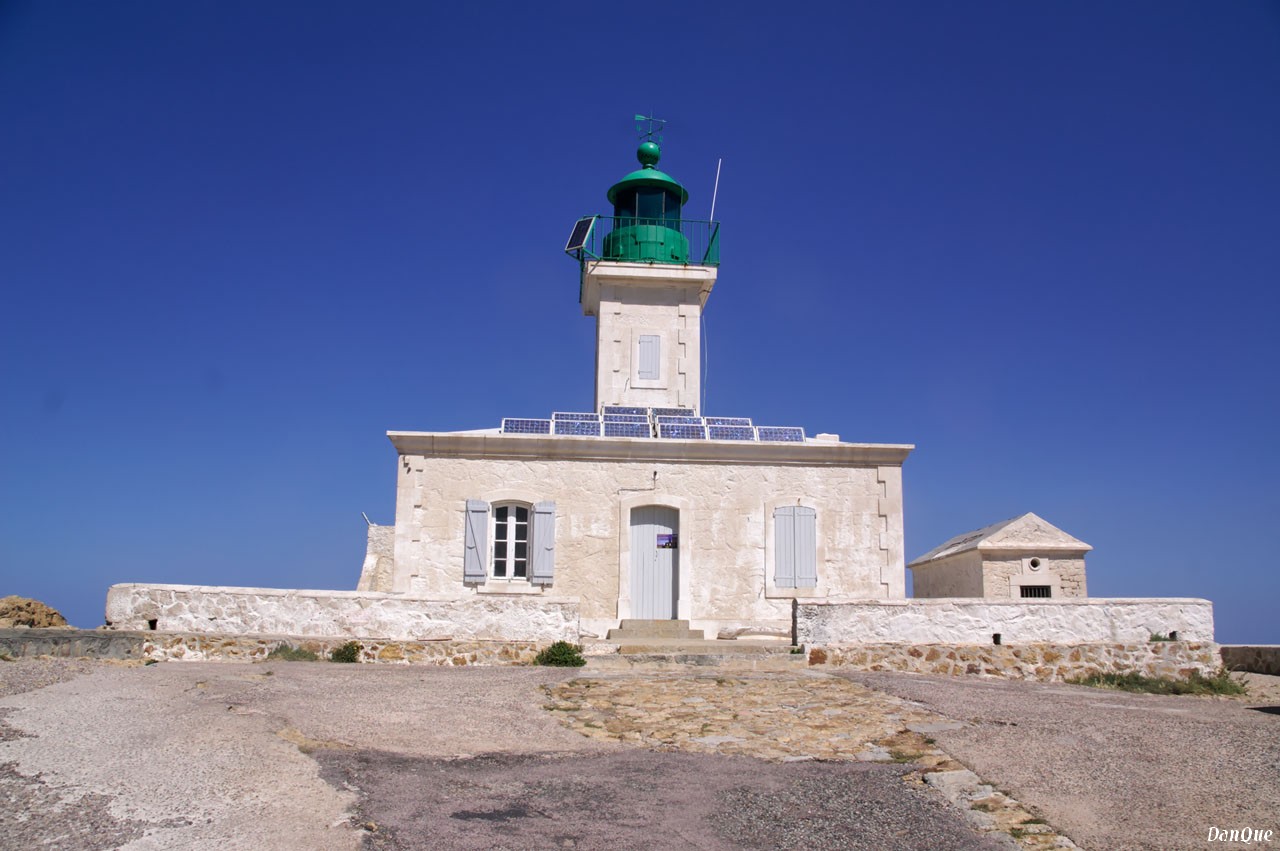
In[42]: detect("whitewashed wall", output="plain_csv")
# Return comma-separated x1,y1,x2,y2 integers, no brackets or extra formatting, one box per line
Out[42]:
796,598,1215,644
392,445,908,638
105,583,579,642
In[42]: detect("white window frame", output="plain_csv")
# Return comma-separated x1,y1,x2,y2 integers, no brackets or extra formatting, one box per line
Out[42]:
490,501,531,580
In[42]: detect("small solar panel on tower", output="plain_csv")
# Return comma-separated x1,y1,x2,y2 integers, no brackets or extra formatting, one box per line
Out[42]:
501,418,551,435
564,216,595,252
707,425,756,441
656,415,702,426
650,407,696,418
603,421,651,438
705,416,753,427
658,423,707,440
756,426,806,443
603,406,648,416
602,414,649,423
554,420,601,436
553,412,601,421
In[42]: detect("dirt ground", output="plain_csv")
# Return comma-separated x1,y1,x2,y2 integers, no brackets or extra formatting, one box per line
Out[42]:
0,660,1275,850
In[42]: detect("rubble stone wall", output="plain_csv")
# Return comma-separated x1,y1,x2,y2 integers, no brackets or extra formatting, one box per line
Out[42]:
807,640,1219,681
1220,645,1280,676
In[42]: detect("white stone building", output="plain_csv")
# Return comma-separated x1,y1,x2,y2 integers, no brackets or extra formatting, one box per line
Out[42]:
359,140,913,640
908,512,1090,600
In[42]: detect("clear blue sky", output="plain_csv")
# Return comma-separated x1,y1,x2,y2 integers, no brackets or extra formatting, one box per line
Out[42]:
2,2,1277,642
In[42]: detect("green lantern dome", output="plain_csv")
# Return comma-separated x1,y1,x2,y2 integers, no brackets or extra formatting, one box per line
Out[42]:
606,141,690,207
603,141,690,264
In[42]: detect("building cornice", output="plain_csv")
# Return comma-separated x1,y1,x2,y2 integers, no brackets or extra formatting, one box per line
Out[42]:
388,431,913,467
580,260,717,316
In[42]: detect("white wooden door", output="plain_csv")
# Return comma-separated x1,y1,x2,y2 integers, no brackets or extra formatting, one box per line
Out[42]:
629,506,678,619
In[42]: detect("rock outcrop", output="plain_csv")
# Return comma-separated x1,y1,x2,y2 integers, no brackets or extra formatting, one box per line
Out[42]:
0,596,71,629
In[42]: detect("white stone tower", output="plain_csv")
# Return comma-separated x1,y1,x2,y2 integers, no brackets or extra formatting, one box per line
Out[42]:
567,129,720,412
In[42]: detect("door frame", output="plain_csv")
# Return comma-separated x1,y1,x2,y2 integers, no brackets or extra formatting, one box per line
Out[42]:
617,492,692,621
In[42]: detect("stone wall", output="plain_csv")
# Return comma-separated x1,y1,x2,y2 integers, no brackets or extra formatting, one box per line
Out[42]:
1220,645,1280,676
356,523,395,593
143,634,542,666
105,584,580,642
0,628,146,660
910,552,984,598
796,598,1215,645
807,640,1219,681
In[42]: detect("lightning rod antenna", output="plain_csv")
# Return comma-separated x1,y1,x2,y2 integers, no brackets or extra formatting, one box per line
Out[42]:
709,157,722,221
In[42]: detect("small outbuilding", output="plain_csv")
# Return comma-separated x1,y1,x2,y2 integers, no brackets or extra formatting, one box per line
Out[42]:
908,512,1090,599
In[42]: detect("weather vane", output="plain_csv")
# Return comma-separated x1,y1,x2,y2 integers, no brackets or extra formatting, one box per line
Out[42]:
635,113,665,143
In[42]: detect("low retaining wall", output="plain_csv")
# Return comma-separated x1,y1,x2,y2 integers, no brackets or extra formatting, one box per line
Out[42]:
796,598,1214,645
144,634,542,666
106,583,579,643
1220,645,1280,676
807,641,1219,681
0,628,146,660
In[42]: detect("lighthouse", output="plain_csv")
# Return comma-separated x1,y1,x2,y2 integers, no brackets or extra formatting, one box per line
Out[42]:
566,120,720,412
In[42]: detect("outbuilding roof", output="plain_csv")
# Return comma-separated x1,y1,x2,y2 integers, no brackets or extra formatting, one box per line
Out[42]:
909,512,1092,567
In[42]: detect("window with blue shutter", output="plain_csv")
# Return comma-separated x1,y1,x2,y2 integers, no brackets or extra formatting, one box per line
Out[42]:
637,334,660,380
530,501,556,586
774,505,817,589
463,499,489,583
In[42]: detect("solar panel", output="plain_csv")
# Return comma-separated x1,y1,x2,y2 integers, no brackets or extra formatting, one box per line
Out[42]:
554,420,601,436
705,416,753,427
501,418,551,435
707,425,756,441
602,414,649,423
564,216,595,252
658,423,707,440
603,421,651,438
553,412,601,421
603,406,648,416
656,415,702,425
756,426,806,443
650,407,696,418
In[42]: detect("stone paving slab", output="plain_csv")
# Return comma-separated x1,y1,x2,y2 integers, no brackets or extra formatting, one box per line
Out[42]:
542,669,1077,848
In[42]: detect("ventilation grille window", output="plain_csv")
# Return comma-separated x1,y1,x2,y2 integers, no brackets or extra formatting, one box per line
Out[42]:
1020,585,1052,599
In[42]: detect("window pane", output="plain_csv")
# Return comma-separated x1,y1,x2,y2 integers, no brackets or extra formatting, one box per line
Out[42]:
515,506,528,523
495,506,508,522
514,559,527,578
515,541,527,560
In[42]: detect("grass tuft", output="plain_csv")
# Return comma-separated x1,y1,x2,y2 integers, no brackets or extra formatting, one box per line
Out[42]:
1067,667,1246,696
266,644,320,662
329,641,361,663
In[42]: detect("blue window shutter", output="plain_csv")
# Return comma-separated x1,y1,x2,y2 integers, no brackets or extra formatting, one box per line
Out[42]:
530,501,556,586
638,334,660,380
774,506,796,588
464,499,489,583
795,506,817,588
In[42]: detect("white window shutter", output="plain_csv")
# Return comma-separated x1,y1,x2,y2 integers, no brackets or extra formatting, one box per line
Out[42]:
463,499,489,583
530,501,556,586
637,334,660,380
794,506,817,588
774,506,796,588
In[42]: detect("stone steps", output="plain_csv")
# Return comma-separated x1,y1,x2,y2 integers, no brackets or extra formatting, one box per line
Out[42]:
606,619,705,641
583,636,806,669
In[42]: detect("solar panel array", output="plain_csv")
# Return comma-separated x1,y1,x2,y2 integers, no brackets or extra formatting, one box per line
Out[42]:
500,409,807,444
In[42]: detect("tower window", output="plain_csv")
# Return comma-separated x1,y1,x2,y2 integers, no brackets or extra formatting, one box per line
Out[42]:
637,335,660,380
